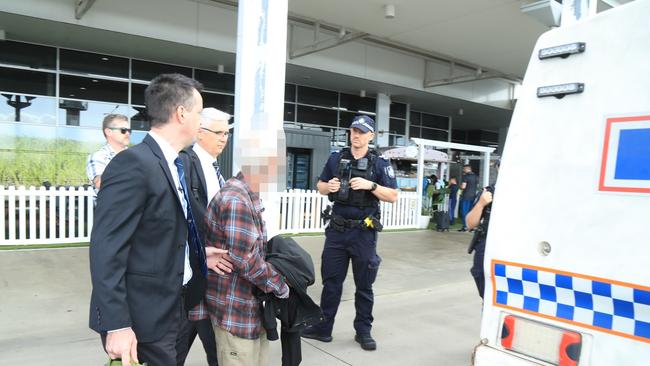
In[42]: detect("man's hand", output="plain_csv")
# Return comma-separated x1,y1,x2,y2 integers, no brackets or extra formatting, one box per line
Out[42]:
93,175,102,189
327,177,341,193
478,188,493,207
205,247,233,275
105,328,138,365
349,177,373,191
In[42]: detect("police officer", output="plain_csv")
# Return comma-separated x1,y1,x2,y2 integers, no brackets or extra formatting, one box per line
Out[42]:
301,115,398,351
466,159,499,299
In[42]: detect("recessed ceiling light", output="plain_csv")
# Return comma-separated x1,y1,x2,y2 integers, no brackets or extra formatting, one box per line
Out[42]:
92,79,99,83
101,57,109,61
69,94,75,97
80,87,86,90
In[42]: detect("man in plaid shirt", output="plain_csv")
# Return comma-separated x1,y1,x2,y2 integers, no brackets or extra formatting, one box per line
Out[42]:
190,169,289,365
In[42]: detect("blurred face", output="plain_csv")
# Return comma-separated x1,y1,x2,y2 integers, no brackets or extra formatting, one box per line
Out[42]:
350,128,374,149
198,118,230,157
105,118,130,148
179,89,203,146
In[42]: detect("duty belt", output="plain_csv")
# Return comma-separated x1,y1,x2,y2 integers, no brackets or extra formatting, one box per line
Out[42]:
322,207,383,232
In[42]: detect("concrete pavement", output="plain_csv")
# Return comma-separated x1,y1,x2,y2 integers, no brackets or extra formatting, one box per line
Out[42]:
0,230,482,365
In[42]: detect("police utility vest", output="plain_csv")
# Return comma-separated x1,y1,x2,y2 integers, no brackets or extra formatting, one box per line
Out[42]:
328,148,380,208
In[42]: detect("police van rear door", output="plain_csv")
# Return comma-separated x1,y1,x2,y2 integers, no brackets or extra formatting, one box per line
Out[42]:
475,1,650,365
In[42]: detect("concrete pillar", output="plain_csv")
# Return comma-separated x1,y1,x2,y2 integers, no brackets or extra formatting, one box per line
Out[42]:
376,93,390,147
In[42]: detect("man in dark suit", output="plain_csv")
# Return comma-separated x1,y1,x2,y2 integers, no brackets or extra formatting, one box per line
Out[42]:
176,107,233,366
89,73,229,365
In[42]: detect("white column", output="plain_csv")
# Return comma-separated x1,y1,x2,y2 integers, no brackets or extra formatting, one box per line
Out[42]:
233,0,288,237
376,93,390,147
416,143,425,226
562,0,596,26
482,151,491,187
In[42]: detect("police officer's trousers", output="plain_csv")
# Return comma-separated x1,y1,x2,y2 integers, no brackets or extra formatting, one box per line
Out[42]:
314,227,381,336
470,238,486,299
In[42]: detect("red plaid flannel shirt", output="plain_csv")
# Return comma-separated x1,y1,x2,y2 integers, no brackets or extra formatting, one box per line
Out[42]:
188,172,288,339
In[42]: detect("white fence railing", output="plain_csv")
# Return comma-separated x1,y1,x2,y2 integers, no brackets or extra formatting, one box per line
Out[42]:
277,189,419,234
1,186,94,245
1,186,419,245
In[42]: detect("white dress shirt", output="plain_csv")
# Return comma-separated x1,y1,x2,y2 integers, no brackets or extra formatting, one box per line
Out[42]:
148,131,192,286
192,143,220,205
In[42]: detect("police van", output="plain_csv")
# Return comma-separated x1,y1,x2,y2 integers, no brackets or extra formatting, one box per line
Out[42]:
473,1,650,365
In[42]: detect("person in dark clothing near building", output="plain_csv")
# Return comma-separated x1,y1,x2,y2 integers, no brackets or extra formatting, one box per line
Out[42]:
301,115,398,351
447,177,459,224
466,159,499,298
459,164,478,231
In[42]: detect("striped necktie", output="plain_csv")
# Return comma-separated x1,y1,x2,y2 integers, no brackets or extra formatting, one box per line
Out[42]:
212,161,226,188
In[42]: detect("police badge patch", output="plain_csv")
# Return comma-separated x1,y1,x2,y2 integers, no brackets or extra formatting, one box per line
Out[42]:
385,165,395,178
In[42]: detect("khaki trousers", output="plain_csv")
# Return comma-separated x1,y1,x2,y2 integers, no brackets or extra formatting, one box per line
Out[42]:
213,326,269,366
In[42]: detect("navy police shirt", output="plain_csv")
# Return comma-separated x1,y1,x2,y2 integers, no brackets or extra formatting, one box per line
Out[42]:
319,149,397,220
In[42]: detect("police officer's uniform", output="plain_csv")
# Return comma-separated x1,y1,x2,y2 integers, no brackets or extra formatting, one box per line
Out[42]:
309,125,397,346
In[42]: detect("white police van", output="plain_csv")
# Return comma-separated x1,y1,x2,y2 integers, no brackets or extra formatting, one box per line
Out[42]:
473,1,650,365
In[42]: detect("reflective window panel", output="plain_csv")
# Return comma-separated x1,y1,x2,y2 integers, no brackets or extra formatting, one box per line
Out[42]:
60,49,129,78
0,67,56,96
60,75,128,104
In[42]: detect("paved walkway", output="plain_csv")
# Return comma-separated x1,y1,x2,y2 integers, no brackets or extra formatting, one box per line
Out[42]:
0,230,482,366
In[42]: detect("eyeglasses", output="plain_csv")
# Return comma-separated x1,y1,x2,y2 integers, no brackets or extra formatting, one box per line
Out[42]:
201,127,230,138
108,127,132,134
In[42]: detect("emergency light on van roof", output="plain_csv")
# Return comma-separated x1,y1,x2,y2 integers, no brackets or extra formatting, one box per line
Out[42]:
538,42,586,59
537,83,584,99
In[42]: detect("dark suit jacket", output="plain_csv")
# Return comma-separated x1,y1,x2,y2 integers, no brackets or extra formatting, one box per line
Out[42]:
178,147,210,310
89,134,201,343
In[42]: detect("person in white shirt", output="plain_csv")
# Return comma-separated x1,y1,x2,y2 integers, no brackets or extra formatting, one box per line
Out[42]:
85,114,131,201
176,107,233,366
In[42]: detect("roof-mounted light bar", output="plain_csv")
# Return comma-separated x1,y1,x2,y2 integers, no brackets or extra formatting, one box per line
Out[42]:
537,83,584,99
539,42,586,60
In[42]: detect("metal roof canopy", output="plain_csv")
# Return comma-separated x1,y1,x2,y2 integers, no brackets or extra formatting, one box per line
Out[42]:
411,137,495,221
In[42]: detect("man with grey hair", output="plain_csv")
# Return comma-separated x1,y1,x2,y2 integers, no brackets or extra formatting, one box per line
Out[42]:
85,114,131,200
177,107,234,366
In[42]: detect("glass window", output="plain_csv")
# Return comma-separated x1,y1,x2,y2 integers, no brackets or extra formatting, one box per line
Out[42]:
195,69,235,93
422,113,449,130
390,102,406,119
389,135,406,146
297,86,338,107
60,49,129,78
0,67,55,96
409,125,420,138
131,83,147,106
297,105,337,127
339,93,376,113
0,41,57,70
60,75,128,103
285,84,296,102
481,130,499,143
421,127,448,141
58,100,134,127
284,103,295,122
0,94,57,124
130,106,150,131
389,118,406,135
132,59,192,82
202,93,234,115
410,111,421,125
339,110,369,129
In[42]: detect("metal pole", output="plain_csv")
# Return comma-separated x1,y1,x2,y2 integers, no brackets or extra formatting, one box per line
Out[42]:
416,143,425,219
233,0,288,236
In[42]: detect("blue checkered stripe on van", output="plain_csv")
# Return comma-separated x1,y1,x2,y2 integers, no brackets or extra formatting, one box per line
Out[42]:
493,262,650,342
